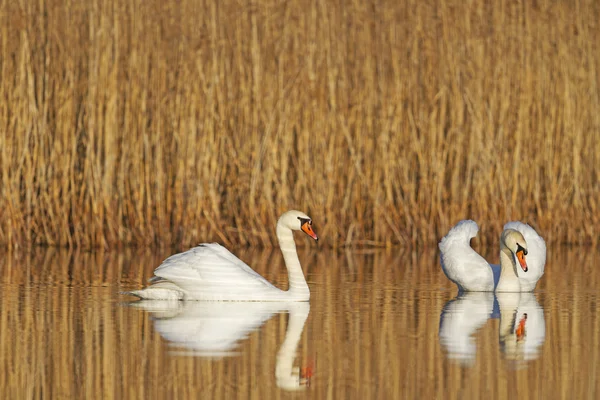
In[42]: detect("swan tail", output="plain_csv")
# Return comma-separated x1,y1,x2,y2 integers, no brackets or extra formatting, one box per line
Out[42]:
121,281,185,300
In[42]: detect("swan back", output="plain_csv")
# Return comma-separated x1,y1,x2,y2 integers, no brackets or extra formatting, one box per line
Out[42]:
504,221,546,291
153,244,280,301
439,220,495,292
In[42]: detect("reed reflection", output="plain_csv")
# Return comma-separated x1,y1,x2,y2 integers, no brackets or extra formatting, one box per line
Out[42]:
128,301,312,391
439,292,545,366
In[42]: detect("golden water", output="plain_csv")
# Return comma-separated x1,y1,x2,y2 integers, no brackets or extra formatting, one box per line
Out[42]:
0,246,598,399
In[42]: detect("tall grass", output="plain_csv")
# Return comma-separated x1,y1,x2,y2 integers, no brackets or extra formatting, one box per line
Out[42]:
1,0,599,248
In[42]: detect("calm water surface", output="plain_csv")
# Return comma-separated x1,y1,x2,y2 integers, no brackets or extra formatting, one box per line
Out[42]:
0,246,599,399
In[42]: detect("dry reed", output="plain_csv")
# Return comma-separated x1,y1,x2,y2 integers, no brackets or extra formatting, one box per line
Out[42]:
1,0,599,249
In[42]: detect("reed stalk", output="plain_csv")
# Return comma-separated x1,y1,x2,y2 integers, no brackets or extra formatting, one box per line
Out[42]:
1,0,598,248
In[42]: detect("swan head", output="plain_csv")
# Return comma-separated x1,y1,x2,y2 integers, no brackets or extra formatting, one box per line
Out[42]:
278,210,319,241
501,229,529,272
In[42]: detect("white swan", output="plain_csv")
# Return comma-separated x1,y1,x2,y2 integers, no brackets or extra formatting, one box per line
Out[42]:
503,221,546,291
439,220,531,292
124,210,318,301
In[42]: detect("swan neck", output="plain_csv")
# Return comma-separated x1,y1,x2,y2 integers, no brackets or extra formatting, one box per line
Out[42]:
277,224,310,300
497,242,521,292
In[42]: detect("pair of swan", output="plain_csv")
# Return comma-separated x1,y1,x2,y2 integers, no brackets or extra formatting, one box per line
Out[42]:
439,220,546,292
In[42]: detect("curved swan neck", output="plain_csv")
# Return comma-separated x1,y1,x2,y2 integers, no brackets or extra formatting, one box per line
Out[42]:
277,223,310,300
496,243,521,292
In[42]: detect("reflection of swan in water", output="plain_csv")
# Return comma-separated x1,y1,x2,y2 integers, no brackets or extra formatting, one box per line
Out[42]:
439,292,495,365
439,292,545,366
274,303,311,391
129,301,311,390
496,292,545,363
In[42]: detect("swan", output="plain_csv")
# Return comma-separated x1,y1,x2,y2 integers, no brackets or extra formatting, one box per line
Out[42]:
439,220,531,292
503,221,546,291
123,210,318,301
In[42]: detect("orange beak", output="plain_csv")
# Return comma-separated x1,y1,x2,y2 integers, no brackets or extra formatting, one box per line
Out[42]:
301,221,319,241
516,250,528,272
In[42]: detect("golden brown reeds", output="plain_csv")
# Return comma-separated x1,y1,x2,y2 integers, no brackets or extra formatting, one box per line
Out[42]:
0,247,599,398
1,0,599,248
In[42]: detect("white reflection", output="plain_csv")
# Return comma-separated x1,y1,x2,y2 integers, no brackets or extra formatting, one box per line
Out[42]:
496,292,546,363
439,292,545,366
439,292,495,365
128,301,311,390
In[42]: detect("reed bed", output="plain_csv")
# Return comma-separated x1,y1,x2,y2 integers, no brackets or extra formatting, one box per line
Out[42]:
0,247,599,398
1,0,599,248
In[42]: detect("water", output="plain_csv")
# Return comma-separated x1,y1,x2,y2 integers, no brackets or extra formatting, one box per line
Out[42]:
0,246,599,399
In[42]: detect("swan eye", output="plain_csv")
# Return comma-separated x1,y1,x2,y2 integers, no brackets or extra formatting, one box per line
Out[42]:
298,217,310,226
516,243,528,256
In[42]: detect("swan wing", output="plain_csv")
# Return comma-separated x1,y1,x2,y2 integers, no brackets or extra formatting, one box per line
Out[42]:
504,221,546,290
153,244,277,293
439,220,495,292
